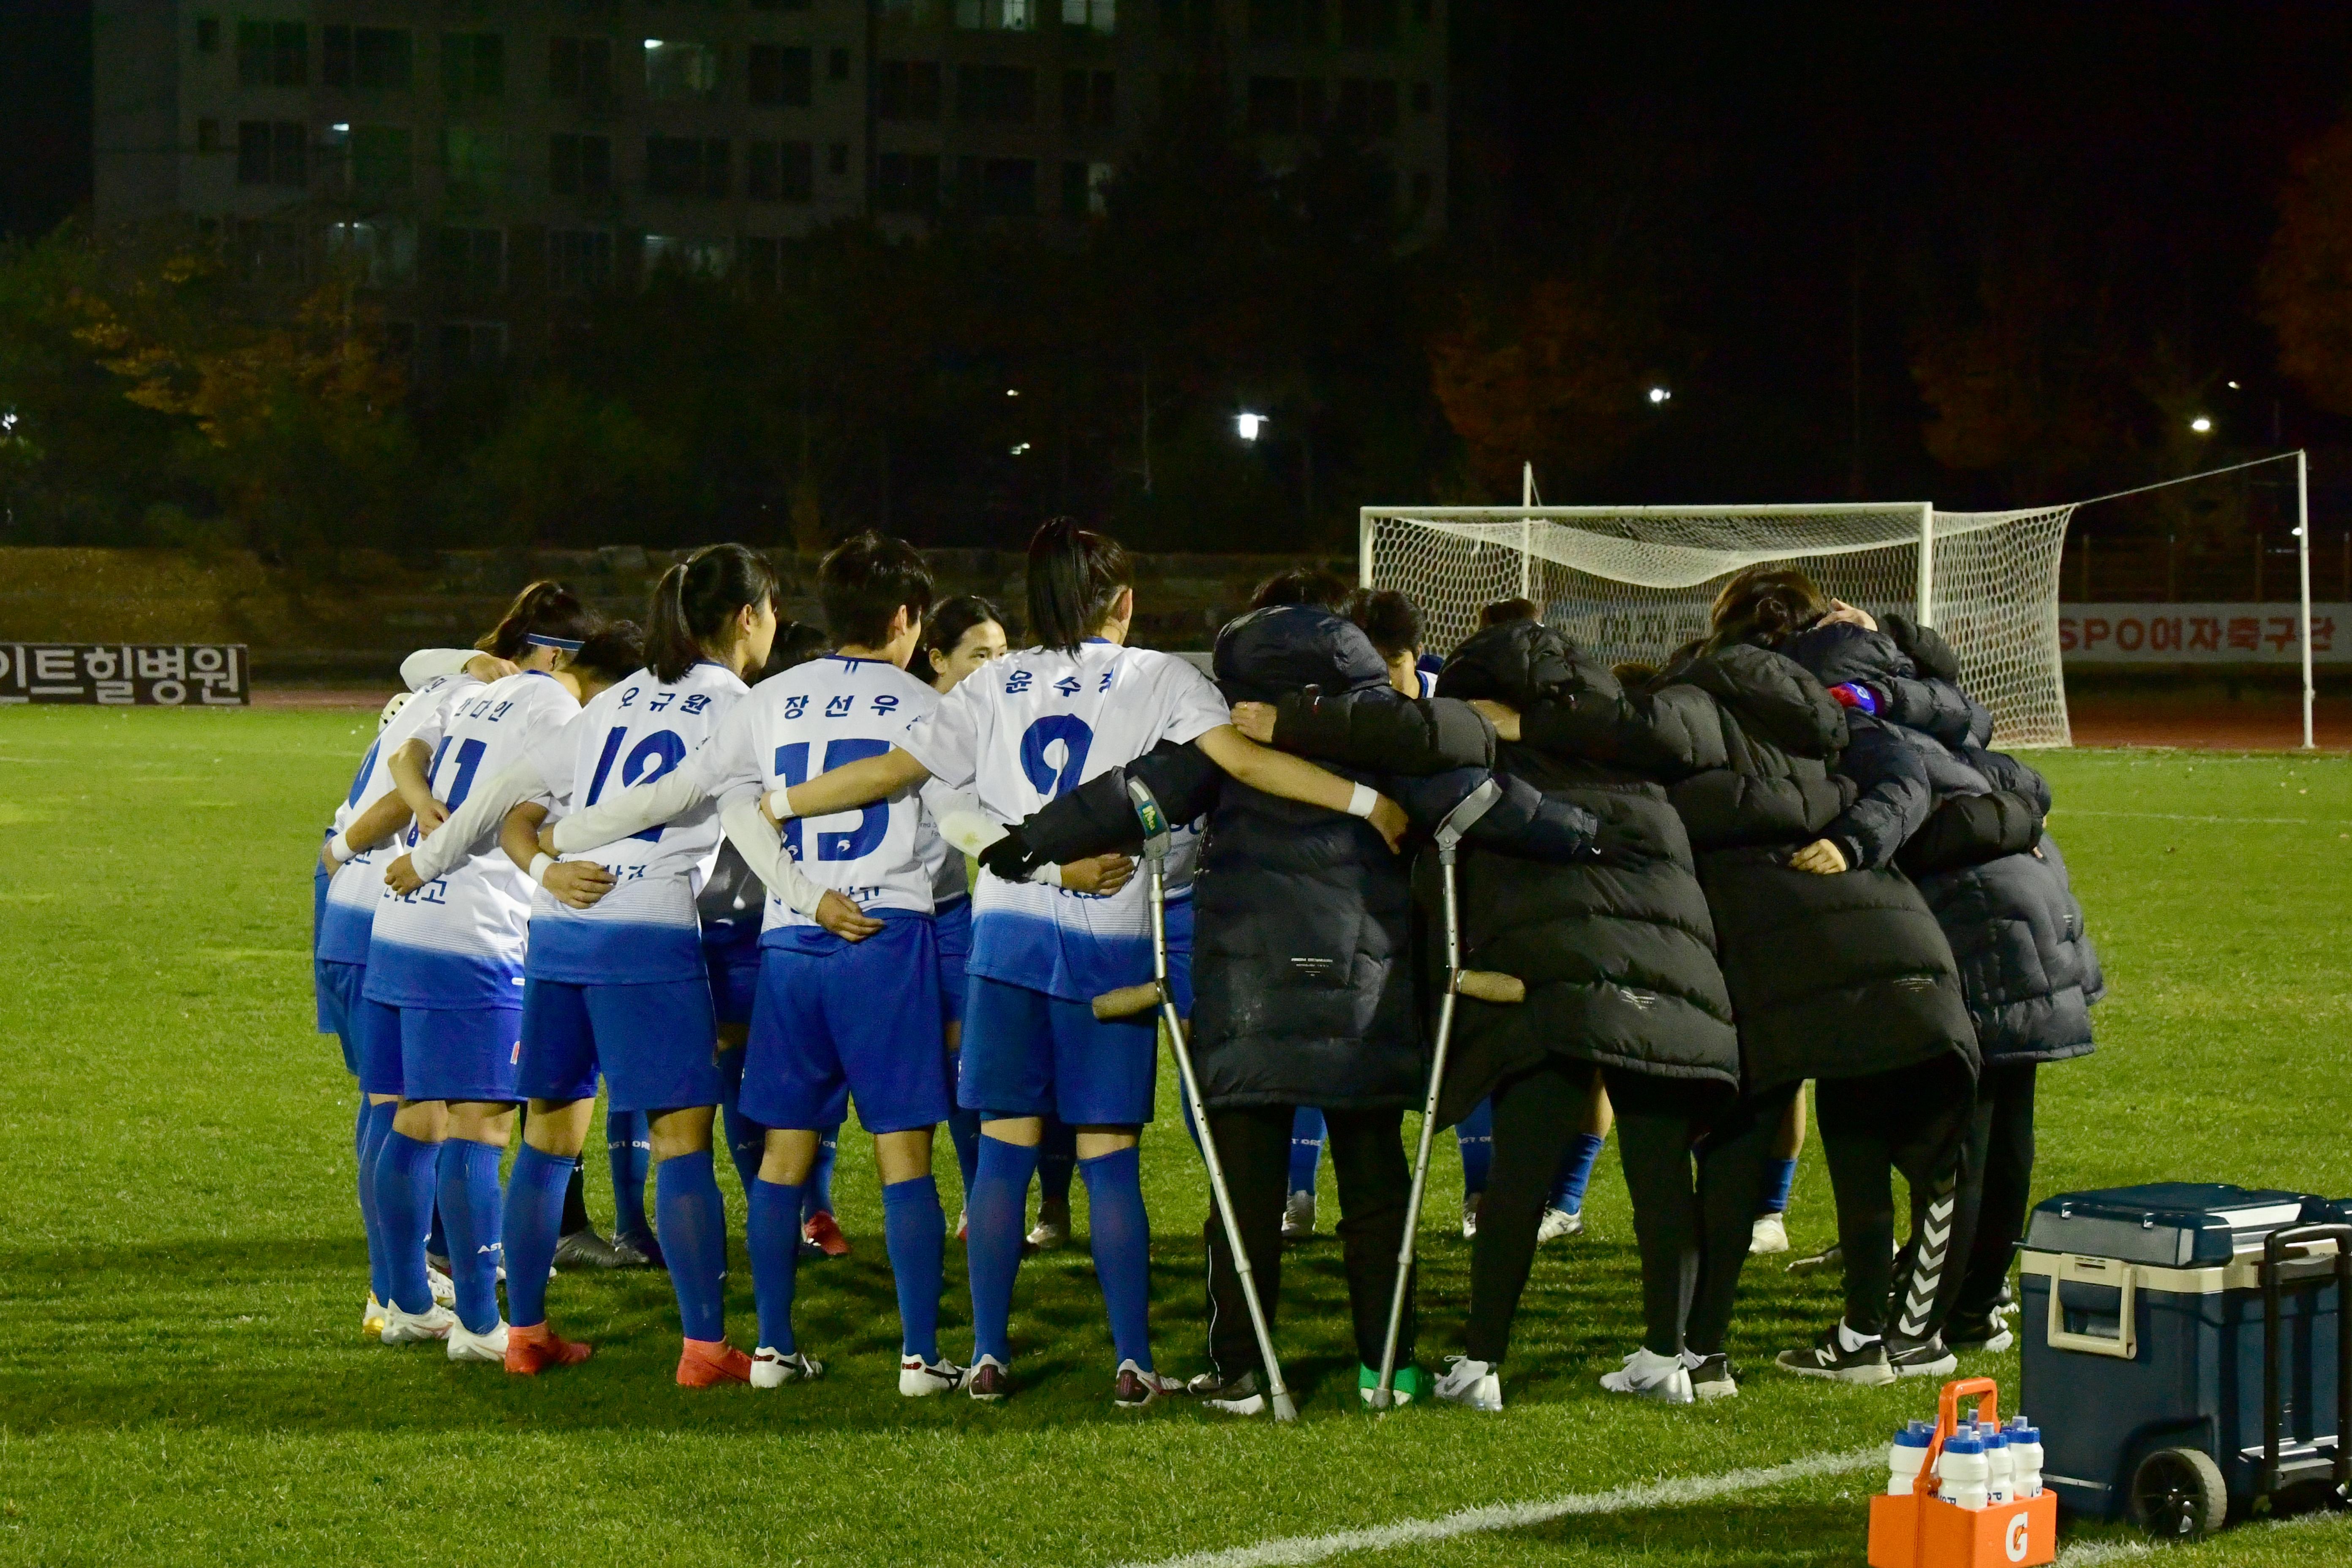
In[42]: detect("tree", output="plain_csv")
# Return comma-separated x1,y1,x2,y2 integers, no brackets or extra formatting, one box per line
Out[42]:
2262,119,2352,417
1428,273,1652,499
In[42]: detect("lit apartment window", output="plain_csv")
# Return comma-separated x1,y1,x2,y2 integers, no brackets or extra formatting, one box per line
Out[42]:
1340,0,1397,46
439,320,509,368
547,229,615,294
324,220,418,286
956,1,1034,31
237,21,307,88
549,134,613,196
436,227,506,293
877,152,940,214
748,45,812,108
351,126,412,193
443,34,505,102
647,137,730,200
645,41,721,102
643,235,732,279
879,61,942,122
236,120,308,187
958,65,1035,125
1063,70,1115,130
196,17,220,52
1061,0,1117,31
549,38,614,108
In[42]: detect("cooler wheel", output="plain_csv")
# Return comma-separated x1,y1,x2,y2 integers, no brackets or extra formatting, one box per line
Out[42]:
2129,1446,2227,1540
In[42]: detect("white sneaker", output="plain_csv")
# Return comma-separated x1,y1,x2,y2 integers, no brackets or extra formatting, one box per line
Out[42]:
1600,1346,1695,1404
379,1301,457,1345
362,1293,388,1337
426,1264,457,1307
1537,1206,1584,1244
1750,1212,1790,1255
1461,1193,1481,1239
751,1347,823,1388
1434,1355,1504,1412
446,1318,509,1363
1113,1360,1179,1408
1026,1211,1070,1249
1281,1190,1316,1241
898,1354,965,1396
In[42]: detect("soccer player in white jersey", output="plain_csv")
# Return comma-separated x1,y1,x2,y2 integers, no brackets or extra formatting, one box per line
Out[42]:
362,592,633,1358
316,643,513,1335
769,519,1407,1405
549,534,973,1396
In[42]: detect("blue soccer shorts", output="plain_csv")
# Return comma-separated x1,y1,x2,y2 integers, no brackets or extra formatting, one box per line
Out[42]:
354,994,406,1098
703,920,763,1029
935,897,972,1027
397,1004,522,1104
743,915,949,1135
315,958,367,1075
517,976,722,1114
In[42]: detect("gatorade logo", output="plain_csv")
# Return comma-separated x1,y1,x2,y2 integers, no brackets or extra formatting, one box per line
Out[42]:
2005,1513,2031,1563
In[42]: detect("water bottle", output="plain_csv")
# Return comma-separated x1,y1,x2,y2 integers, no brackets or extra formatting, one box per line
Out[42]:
2007,1417,2044,1499
1938,1432,1990,1511
1982,1426,2014,1505
1887,1421,1934,1495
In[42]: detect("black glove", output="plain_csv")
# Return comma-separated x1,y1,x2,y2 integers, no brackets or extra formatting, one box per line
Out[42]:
979,824,1047,884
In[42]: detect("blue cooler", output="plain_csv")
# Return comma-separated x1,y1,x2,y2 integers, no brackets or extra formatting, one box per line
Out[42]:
2017,1183,2350,1536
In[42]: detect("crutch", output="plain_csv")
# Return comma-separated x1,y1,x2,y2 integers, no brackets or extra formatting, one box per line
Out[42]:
1371,776,1504,1412
1113,777,1299,1423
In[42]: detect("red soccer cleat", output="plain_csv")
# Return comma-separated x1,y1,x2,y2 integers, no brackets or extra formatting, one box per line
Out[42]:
802,1210,851,1258
505,1322,593,1375
677,1337,754,1387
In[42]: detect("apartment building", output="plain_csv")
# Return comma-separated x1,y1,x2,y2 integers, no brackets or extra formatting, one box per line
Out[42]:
94,2,1446,378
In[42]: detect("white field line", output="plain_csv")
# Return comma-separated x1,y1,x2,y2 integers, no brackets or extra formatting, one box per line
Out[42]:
1116,1447,1878,1568
2055,1507,2344,1564
2055,809,2338,827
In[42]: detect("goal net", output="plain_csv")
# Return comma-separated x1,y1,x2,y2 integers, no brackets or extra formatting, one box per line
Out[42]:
1359,503,2077,747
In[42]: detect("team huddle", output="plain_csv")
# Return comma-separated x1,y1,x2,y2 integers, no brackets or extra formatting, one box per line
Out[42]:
312,517,2100,1409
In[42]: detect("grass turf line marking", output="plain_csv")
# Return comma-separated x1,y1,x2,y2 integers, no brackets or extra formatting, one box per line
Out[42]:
1118,1448,1878,1568
2055,1508,2343,1564
2056,809,2341,827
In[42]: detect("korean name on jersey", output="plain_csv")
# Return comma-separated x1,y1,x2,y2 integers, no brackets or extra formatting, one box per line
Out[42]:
365,671,580,1008
528,662,747,985
900,642,1225,1001
317,668,482,966
690,654,951,932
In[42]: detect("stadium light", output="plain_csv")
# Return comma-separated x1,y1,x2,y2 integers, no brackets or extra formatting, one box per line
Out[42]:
1006,389,1019,397
2190,416,2213,434
1009,442,1031,455
2227,380,2242,389
1648,387,1672,405
1236,412,1266,442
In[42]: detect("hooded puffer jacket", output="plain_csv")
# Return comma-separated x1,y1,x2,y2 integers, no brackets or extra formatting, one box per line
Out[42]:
1271,621,1738,1122
1517,640,1978,1091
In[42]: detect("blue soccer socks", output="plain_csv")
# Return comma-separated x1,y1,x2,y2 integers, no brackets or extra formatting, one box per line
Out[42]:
373,1130,442,1314
436,1138,506,1334
882,1175,947,1364
746,1176,804,1354
801,1125,841,1222
946,1106,983,1209
356,1100,397,1305
502,1143,574,1329
607,1108,653,1242
1552,1131,1608,1216
1287,1107,1327,1198
1760,1156,1799,1216
656,1149,729,1344
1457,1099,1495,1197
966,1135,1039,1365
1079,1146,1153,1372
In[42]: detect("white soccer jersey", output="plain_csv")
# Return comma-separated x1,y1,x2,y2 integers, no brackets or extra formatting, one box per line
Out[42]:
898,640,1226,1001
365,671,581,1009
689,653,950,932
525,661,748,985
317,668,482,965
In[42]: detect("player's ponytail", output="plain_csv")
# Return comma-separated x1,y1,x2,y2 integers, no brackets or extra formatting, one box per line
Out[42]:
479,580,599,660
646,544,779,684
1026,517,1131,653
1704,566,1829,656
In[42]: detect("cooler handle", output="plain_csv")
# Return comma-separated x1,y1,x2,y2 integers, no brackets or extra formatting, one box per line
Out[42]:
2259,1222,2352,1504
2044,1253,2138,1360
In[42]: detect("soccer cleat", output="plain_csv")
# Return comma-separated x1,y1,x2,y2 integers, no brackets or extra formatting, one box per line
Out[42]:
610,1229,667,1271
1434,1355,1504,1412
955,1208,969,1243
1187,1369,1265,1416
1113,1360,1178,1409
446,1318,510,1363
426,1263,457,1306
800,1211,851,1259
1775,1326,1895,1385
504,1322,593,1375
1600,1347,1694,1404
676,1337,754,1387
1537,1206,1584,1244
899,1354,967,1397
362,1293,388,1337
1945,1307,2015,1354
1687,1352,1738,1400
1888,1335,1959,1379
553,1228,632,1271
1749,1212,1791,1255
1281,1190,1316,1243
750,1347,824,1388
1025,1200,1070,1252
1460,1192,1481,1239
966,1354,1012,1402
1359,1363,1429,1407
379,1301,457,1345
1787,1241,1843,1273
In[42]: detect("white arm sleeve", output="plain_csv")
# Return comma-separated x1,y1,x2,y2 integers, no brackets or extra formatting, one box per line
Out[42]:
550,768,710,854
408,762,545,882
717,797,827,917
400,648,478,691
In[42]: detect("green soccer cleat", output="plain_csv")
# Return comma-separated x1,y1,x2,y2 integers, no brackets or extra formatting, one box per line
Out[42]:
1360,1362,1429,1407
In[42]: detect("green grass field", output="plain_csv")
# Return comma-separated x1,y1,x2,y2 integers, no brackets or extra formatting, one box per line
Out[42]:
2,707,2349,1567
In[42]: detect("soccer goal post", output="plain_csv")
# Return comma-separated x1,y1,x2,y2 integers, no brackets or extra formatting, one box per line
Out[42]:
1359,502,2077,747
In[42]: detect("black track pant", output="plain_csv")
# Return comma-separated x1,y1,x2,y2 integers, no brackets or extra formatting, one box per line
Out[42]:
1818,1054,1976,1340
1203,1104,1411,1378
1950,1061,2038,1320
1462,1062,1591,1364
1685,1079,1803,1357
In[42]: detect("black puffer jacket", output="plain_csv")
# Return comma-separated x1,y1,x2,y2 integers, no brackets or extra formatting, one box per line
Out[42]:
1520,641,1977,1091
1001,606,1599,1111
1274,621,1738,1124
